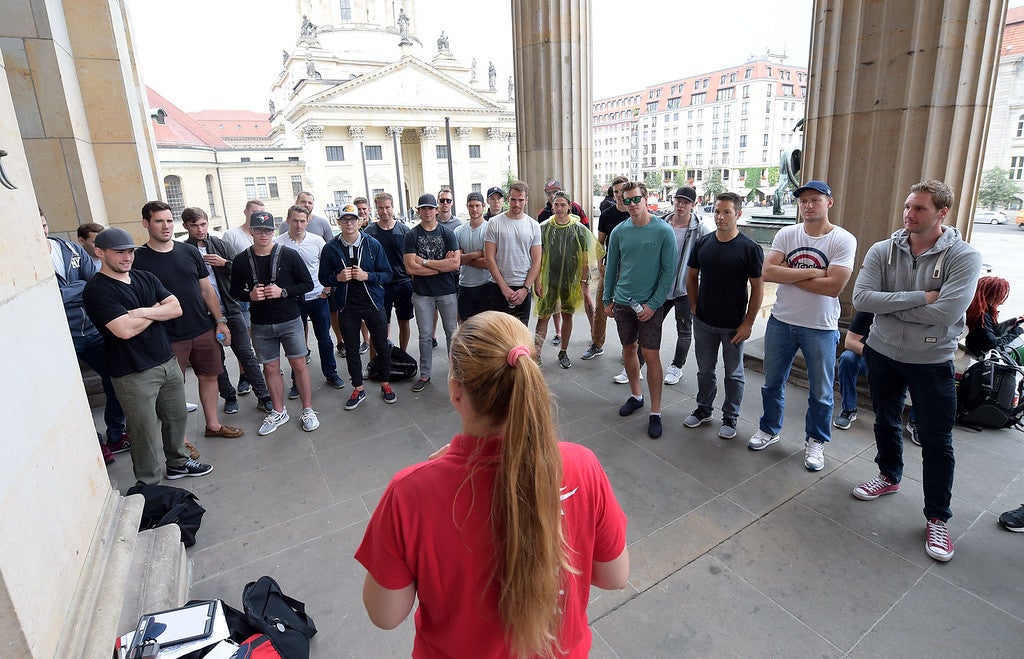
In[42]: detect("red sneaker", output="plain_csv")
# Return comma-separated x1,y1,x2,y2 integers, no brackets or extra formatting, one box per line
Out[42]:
381,383,397,404
853,474,900,501
925,518,954,562
101,443,115,466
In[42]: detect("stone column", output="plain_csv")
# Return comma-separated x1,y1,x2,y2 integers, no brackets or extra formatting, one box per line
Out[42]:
420,126,440,193
300,123,326,209
511,0,593,211
803,0,1005,286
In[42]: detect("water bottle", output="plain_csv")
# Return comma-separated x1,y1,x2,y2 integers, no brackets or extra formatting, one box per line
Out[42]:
216,332,227,346
627,297,643,315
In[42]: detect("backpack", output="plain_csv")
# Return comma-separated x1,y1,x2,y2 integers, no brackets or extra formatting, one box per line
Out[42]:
956,350,1024,430
126,483,206,547
365,344,418,382
240,576,318,659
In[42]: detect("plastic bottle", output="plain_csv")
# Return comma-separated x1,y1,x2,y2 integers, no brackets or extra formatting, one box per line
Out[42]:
216,332,227,345
627,297,643,315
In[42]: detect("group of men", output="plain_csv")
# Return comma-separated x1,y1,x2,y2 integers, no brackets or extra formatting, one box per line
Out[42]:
55,171,981,563
599,175,980,563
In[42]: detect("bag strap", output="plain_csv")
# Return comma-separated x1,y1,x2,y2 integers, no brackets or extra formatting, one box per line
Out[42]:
247,244,281,287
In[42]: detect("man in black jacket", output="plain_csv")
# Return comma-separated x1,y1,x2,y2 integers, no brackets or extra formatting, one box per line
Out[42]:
182,207,272,414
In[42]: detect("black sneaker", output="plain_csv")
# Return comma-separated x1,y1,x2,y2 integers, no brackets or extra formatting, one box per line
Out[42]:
224,398,240,414
337,344,347,357
288,384,300,400
236,379,251,396
999,504,1024,532
166,459,214,480
833,409,857,429
619,395,645,417
305,349,311,364
581,344,604,360
412,377,431,393
683,407,713,428
345,388,367,411
257,396,274,413
907,421,921,446
359,341,369,354
558,351,571,369
431,337,438,348
327,375,346,389
648,415,663,439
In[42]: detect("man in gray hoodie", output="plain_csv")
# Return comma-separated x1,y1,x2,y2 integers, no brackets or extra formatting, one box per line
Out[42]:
851,179,982,563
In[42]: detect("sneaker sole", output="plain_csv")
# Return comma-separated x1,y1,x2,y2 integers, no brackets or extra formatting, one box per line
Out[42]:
224,406,240,415
683,416,712,428
302,420,320,432
345,398,366,411
998,522,1024,532
166,466,213,480
382,396,397,404
832,421,851,429
805,461,825,472
581,351,603,360
925,544,954,562
747,436,780,451
853,486,899,501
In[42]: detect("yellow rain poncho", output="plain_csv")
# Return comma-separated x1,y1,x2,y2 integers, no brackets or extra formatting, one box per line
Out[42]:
535,214,603,317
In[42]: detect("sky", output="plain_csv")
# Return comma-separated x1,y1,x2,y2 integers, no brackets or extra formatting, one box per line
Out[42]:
125,0,815,113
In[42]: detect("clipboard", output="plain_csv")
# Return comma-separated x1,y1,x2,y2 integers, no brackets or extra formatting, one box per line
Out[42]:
139,600,216,646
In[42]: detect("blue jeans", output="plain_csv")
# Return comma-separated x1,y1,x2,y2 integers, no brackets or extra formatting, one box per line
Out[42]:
73,332,127,443
759,315,839,442
864,345,956,522
836,349,867,414
300,297,338,379
693,317,745,419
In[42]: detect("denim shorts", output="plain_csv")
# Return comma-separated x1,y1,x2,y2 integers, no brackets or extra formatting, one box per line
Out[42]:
251,317,307,364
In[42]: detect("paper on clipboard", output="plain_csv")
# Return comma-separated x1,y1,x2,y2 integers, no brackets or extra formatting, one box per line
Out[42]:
116,599,231,659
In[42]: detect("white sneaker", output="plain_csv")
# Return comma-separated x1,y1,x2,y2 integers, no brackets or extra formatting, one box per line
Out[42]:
747,429,779,451
185,402,198,412
258,409,289,436
664,365,682,385
804,439,825,471
300,407,320,432
612,367,644,384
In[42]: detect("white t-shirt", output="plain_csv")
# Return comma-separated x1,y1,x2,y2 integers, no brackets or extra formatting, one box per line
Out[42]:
769,223,856,330
454,221,493,287
274,232,327,300
483,213,541,287
221,226,253,256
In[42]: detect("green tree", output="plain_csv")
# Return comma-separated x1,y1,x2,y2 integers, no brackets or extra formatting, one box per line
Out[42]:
978,167,1019,209
593,176,604,196
766,166,780,186
644,170,662,195
670,168,688,188
744,167,762,190
703,169,725,200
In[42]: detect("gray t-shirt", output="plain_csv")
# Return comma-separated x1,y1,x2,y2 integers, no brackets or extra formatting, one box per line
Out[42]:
483,213,541,286
454,221,493,288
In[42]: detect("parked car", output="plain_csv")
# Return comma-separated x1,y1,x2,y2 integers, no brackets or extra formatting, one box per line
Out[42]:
973,210,1008,225
1015,209,1024,229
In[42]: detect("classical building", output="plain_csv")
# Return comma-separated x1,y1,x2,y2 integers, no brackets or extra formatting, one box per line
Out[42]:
984,6,1024,205
593,55,807,200
269,0,517,219
147,88,305,232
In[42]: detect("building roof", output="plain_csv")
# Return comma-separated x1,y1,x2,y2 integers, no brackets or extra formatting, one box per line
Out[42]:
146,88,230,149
1004,7,1024,58
190,110,272,139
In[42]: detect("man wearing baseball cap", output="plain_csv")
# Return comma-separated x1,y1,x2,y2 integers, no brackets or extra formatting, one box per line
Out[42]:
537,179,589,227
661,186,707,386
454,191,494,321
748,179,857,474
83,227,214,484
484,186,505,220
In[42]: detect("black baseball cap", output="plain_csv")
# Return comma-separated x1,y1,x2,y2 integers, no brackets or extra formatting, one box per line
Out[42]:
486,186,504,199
94,228,139,250
249,211,276,231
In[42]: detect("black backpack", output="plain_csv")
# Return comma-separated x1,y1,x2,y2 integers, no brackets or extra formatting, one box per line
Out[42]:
365,343,418,382
240,576,318,659
956,350,1024,430
126,483,206,547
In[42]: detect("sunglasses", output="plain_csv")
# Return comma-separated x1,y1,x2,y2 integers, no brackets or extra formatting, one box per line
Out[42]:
251,228,275,234
622,195,645,206
438,198,453,204
340,217,360,223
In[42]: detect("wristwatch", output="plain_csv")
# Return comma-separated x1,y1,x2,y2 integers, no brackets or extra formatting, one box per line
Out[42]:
280,288,289,298
216,317,227,324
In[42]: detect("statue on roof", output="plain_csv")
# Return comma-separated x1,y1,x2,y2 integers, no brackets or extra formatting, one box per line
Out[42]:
437,31,449,53
281,49,288,67
300,15,317,39
508,76,514,101
470,58,477,83
397,8,411,44
269,99,276,116
488,61,496,91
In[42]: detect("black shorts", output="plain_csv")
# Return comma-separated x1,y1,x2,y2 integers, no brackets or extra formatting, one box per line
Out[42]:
613,303,665,351
458,284,493,320
383,280,414,322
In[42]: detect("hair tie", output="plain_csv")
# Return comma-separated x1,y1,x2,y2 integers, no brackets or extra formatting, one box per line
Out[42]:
506,344,531,367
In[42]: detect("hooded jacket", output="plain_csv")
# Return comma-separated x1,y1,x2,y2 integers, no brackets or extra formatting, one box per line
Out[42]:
852,226,982,364
318,232,392,311
48,236,99,338
184,233,241,316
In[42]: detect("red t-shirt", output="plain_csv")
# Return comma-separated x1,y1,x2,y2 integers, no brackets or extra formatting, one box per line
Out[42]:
355,436,627,658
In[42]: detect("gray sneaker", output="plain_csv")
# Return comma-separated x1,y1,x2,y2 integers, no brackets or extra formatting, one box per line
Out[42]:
258,409,290,436
581,344,604,360
300,407,320,432
747,429,780,451
833,409,857,429
718,418,738,439
683,407,713,428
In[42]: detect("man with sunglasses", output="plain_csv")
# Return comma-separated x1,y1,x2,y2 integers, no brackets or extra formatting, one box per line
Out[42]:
436,187,462,230
603,181,676,439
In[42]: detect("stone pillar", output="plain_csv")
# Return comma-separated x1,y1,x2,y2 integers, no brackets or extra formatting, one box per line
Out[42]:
803,0,1005,295
511,0,592,211
300,123,326,210
420,126,440,192
3,0,159,237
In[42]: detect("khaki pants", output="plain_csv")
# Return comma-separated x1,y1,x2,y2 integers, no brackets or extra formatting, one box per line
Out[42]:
593,267,608,348
112,357,191,484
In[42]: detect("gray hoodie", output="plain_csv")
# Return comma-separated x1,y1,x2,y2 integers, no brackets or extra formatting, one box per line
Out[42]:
852,226,981,364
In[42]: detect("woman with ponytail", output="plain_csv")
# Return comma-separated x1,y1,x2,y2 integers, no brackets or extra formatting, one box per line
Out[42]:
356,310,629,657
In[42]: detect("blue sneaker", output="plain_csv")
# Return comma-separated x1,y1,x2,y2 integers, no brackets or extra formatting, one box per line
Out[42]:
345,388,367,410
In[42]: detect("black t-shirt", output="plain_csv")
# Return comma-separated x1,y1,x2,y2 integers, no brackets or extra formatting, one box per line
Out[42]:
365,221,411,283
229,245,313,325
848,310,873,339
404,224,459,297
83,271,175,378
132,243,213,342
687,232,764,329
597,207,629,243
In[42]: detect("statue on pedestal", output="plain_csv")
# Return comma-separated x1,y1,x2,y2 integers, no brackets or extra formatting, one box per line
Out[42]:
437,31,449,53
281,49,288,67
488,61,496,91
269,99,276,116
397,9,411,44
300,15,317,39
470,58,477,83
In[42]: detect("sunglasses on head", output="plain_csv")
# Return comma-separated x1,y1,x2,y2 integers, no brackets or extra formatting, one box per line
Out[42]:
622,195,645,206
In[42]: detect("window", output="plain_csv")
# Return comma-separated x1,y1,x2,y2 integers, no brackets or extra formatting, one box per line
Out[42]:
766,100,772,113
365,145,383,160
244,177,256,199
713,107,720,120
256,177,269,199
339,0,351,20
163,175,184,220
740,135,747,147
241,157,251,163
1018,115,1024,138
712,138,719,150
763,134,769,147
723,136,730,149
471,183,482,193
741,102,748,116
691,93,705,106
468,144,481,158
723,105,731,118
695,170,703,181
291,175,303,197
695,154,702,166
730,72,736,83
667,97,681,110
766,66,773,77
720,74,727,84
435,144,449,159
326,146,345,161
742,85,750,99
766,83,773,97
205,175,217,217
722,168,730,179
288,156,299,161
782,84,794,96
1012,156,1024,180
762,150,769,161
268,176,279,199
646,101,658,112
334,190,351,205
744,68,752,80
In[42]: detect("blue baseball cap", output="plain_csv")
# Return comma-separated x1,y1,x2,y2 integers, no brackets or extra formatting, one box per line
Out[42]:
793,180,832,198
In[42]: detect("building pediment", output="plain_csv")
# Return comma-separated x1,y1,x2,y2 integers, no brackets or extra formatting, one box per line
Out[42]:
292,56,505,116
